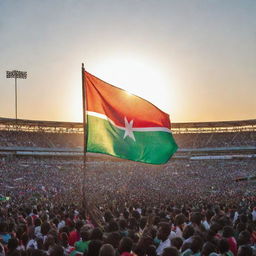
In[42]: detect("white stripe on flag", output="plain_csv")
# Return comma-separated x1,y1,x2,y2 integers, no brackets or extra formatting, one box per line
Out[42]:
86,111,171,133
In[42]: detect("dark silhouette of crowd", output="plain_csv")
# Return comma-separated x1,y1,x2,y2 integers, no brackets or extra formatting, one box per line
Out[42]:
0,130,255,149
174,131,256,148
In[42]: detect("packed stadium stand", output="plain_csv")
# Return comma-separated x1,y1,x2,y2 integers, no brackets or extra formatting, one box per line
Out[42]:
0,117,255,150
0,117,255,203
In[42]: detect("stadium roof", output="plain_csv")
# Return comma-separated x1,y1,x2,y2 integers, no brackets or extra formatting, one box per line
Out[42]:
0,117,256,129
0,117,81,128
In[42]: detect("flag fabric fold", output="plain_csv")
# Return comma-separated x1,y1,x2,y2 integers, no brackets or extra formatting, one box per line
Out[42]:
84,71,178,164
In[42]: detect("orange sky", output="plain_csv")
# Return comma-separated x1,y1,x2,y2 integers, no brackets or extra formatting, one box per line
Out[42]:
0,0,255,123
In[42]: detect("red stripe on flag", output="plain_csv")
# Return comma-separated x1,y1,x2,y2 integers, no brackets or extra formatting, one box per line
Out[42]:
85,71,171,128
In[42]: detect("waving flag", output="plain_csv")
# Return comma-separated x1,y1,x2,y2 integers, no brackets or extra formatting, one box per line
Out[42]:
84,71,178,164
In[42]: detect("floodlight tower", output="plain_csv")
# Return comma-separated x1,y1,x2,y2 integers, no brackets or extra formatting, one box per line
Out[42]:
6,70,27,120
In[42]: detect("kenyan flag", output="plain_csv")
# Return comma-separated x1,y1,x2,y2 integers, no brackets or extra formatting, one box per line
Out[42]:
84,71,178,164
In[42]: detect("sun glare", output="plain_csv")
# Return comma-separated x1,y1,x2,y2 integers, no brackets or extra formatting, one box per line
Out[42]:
90,55,177,115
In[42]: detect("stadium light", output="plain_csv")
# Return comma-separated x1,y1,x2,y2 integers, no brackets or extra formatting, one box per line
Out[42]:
6,70,27,120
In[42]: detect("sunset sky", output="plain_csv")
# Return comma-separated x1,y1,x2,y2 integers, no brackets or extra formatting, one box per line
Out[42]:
0,0,255,123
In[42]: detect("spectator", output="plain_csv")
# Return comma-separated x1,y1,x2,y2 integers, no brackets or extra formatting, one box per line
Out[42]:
99,244,115,256
156,223,171,256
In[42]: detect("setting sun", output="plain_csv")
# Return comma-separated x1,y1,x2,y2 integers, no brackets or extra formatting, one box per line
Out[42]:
89,55,178,115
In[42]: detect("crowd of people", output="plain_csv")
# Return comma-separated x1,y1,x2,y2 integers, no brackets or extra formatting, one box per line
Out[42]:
0,156,256,256
0,130,255,149
174,131,255,148
0,131,81,148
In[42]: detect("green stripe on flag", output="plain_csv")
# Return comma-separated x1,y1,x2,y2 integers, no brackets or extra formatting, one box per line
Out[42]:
87,115,178,164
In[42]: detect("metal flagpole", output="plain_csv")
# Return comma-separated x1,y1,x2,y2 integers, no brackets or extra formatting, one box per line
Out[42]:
81,63,88,214
82,63,87,158
81,65,103,227
15,77,17,120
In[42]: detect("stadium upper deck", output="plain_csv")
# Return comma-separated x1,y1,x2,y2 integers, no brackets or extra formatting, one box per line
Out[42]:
0,117,256,133
0,117,255,158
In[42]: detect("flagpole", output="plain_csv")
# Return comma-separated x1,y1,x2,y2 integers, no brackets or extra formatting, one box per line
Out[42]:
81,63,88,214
82,63,87,154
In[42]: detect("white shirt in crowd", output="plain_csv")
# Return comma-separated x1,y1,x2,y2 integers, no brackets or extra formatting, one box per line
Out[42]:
58,220,66,231
156,238,171,256
202,220,210,230
233,211,239,224
252,209,256,222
